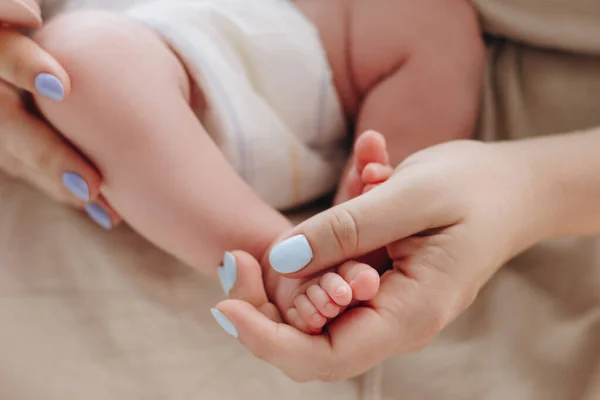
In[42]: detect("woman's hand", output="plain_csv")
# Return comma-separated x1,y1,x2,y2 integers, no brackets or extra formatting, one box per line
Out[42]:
213,139,548,382
0,0,119,228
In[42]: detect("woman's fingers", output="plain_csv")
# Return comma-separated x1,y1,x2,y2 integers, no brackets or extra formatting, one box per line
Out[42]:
0,81,105,207
212,268,423,382
0,25,121,229
1,102,122,228
2,104,100,197
85,197,121,230
0,0,65,98
222,251,270,305
0,29,70,100
266,170,458,279
5,113,122,229
0,0,42,28
213,299,334,382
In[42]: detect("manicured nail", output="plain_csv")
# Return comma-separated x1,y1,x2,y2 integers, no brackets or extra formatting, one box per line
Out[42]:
218,252,237,296
62,172,90,201
269,234,313,273
211,308,238,338
34,73,64,102
85,203,112,230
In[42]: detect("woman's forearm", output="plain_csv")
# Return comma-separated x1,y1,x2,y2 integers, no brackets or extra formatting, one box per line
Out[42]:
501,127,600,242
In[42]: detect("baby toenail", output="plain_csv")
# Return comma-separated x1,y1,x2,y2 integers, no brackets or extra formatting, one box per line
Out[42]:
335,286,349,296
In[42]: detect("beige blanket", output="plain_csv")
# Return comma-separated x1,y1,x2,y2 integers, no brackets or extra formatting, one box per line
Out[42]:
1,0,599,398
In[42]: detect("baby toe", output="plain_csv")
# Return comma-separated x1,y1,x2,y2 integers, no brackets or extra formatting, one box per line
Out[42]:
286,307,310,333
354,130,389,171
320,272,353,306
307,284,341,318
339,262,380,301
293,295,326,332
362,163,394,185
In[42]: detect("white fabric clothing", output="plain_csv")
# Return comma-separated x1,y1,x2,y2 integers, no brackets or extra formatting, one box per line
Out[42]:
126,0,347,210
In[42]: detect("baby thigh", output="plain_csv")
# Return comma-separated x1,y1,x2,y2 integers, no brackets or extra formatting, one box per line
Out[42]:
34,11,289,273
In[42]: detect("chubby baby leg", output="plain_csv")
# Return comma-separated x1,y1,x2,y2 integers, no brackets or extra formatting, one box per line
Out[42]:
33,11,291,274
33,10,381,334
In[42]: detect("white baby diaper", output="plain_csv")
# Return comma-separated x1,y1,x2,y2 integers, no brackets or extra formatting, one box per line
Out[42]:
126,0,347,210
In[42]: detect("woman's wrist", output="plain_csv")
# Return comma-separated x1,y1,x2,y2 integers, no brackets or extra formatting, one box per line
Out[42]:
497,128,600,246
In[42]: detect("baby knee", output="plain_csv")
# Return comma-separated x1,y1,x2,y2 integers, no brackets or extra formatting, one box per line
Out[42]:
34,10,188,103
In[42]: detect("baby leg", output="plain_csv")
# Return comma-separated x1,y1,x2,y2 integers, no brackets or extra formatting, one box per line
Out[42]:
34,11,381,334
243,132,391,333
33,11,291,274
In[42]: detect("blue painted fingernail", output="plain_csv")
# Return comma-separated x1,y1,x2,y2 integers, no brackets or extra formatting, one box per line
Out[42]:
269,234,313,273
218,252,237,296
85,203,112,230
211,308,238,338
62,171,90,201
34,73,65,102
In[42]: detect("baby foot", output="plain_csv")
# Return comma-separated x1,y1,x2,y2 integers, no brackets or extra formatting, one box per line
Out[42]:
220,130,393,334
282,131,393,331
268,260,380,333
335,129,394,272
223,250,380,333
335,130,393,204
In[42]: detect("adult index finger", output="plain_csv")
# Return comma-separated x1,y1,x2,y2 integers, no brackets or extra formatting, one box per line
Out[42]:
0,29,70,101
267,171,453,278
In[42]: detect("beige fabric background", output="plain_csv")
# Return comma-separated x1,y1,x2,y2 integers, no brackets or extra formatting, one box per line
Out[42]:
381,1,600,398
0,0,599,398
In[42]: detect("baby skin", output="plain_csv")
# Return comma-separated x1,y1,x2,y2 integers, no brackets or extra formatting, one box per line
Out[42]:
260,131,393,332
32,0,483,333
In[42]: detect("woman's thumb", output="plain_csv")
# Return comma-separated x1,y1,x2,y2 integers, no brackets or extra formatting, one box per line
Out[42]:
267,174,432,278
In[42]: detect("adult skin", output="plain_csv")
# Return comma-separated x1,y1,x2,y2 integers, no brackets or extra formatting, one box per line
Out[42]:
0,0,118,227
214,130,600,382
